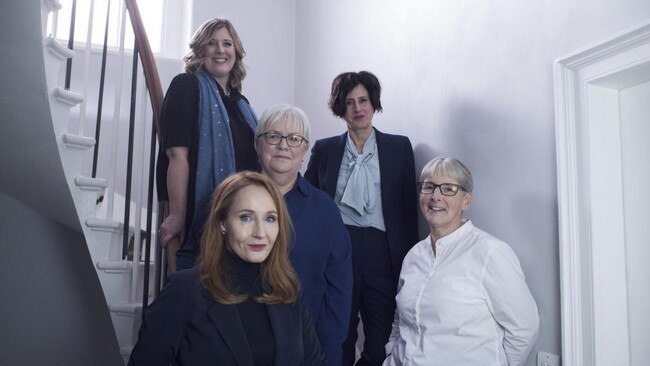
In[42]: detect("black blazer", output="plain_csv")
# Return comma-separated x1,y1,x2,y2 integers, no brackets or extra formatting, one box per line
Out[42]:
128,269,326,366
304,128,419,278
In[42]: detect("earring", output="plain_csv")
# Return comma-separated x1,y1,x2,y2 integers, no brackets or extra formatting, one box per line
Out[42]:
221,230,227,236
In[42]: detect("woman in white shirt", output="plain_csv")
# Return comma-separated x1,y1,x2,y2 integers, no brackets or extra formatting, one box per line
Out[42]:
384,157,539,366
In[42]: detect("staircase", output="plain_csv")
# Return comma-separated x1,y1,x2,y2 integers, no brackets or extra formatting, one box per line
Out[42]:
38,0,161,362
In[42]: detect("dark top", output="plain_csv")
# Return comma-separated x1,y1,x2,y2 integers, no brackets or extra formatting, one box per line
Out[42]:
217,83,258,172
285,175,352,366
174,175,352,366
304,128,419,278
224,251,275,366
128,265,325,365
156,72,258,231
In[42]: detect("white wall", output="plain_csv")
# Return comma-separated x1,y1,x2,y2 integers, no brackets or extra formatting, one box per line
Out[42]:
291,1,650,364
191,0,296,114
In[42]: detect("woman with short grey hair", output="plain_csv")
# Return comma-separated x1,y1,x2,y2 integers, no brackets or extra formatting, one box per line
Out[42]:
256,104,353,366
384,156,539,366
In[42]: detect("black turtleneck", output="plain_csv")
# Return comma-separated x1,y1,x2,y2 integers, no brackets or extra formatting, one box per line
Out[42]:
224,251,276,366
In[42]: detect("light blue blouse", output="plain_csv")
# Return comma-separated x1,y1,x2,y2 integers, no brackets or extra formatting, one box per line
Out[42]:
334,129,385,231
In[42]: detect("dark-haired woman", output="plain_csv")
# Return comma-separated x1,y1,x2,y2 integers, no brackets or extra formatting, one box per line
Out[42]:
305,71,419,365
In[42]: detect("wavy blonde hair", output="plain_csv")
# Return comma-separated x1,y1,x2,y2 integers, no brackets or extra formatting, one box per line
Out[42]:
183,18,247,92
198,171,300,304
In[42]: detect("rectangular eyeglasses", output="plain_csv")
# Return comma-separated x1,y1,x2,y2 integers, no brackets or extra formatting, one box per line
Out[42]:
416,182,466,196
259,131,307,148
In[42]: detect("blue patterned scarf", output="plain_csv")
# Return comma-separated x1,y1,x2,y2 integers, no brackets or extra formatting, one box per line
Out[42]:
194,70,257,218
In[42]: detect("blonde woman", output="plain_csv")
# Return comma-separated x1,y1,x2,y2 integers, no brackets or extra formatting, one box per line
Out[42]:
156,18,259,272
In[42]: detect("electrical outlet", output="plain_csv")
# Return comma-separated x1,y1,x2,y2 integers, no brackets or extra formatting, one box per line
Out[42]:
537,351,560,366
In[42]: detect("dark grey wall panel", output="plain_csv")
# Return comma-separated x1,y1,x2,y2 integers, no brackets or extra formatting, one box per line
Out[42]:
0,193,122,366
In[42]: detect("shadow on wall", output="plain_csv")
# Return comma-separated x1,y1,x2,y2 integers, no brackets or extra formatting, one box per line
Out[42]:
510,189,561,355
0,193,122,366
439,96,561,360
412,142,439,240
436,96,540,236
411,96,519,237
410,96,510,239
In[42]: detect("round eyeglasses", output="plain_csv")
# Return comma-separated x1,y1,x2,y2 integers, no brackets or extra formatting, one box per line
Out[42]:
259,131,307,148
416,182,467,196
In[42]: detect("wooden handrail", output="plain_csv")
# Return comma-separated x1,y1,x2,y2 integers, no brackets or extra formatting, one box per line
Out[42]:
124,0,163,141
122,0,166,303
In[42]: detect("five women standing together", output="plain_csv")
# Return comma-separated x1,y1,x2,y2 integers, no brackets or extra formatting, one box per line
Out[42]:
143,16,539,366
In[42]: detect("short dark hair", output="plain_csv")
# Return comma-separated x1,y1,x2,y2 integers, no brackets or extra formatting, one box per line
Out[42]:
328,71,383,118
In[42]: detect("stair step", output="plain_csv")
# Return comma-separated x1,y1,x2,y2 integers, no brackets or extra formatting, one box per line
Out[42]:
97,260,133,272
44,36,72,60
86,218,121,232
75,175,109,191
62,133,95,150
96,260,155,271
110,302,143,315
52,86,83,106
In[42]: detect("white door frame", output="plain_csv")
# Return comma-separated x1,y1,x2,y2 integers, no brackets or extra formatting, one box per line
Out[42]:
554,20,650,366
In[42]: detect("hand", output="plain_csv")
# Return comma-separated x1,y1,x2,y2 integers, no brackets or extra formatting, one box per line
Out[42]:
159,214,185,249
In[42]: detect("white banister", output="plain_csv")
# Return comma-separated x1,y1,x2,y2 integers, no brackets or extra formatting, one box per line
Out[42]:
75,0,95,136
106,3,128,221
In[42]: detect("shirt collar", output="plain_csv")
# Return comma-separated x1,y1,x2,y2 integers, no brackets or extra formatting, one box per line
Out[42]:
434,219,474,252
287,173,310,198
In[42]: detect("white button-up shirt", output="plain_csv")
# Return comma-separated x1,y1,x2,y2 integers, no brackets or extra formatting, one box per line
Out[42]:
384,220,539,366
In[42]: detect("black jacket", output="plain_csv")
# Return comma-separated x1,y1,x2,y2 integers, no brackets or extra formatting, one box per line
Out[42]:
304,128,419,278
128,268,326,366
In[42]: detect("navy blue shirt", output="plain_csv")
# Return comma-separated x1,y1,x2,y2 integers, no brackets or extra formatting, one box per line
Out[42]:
286,175,352,366
176,175,352,366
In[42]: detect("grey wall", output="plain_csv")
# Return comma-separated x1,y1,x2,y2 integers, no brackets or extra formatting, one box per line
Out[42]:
0,193,121,365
